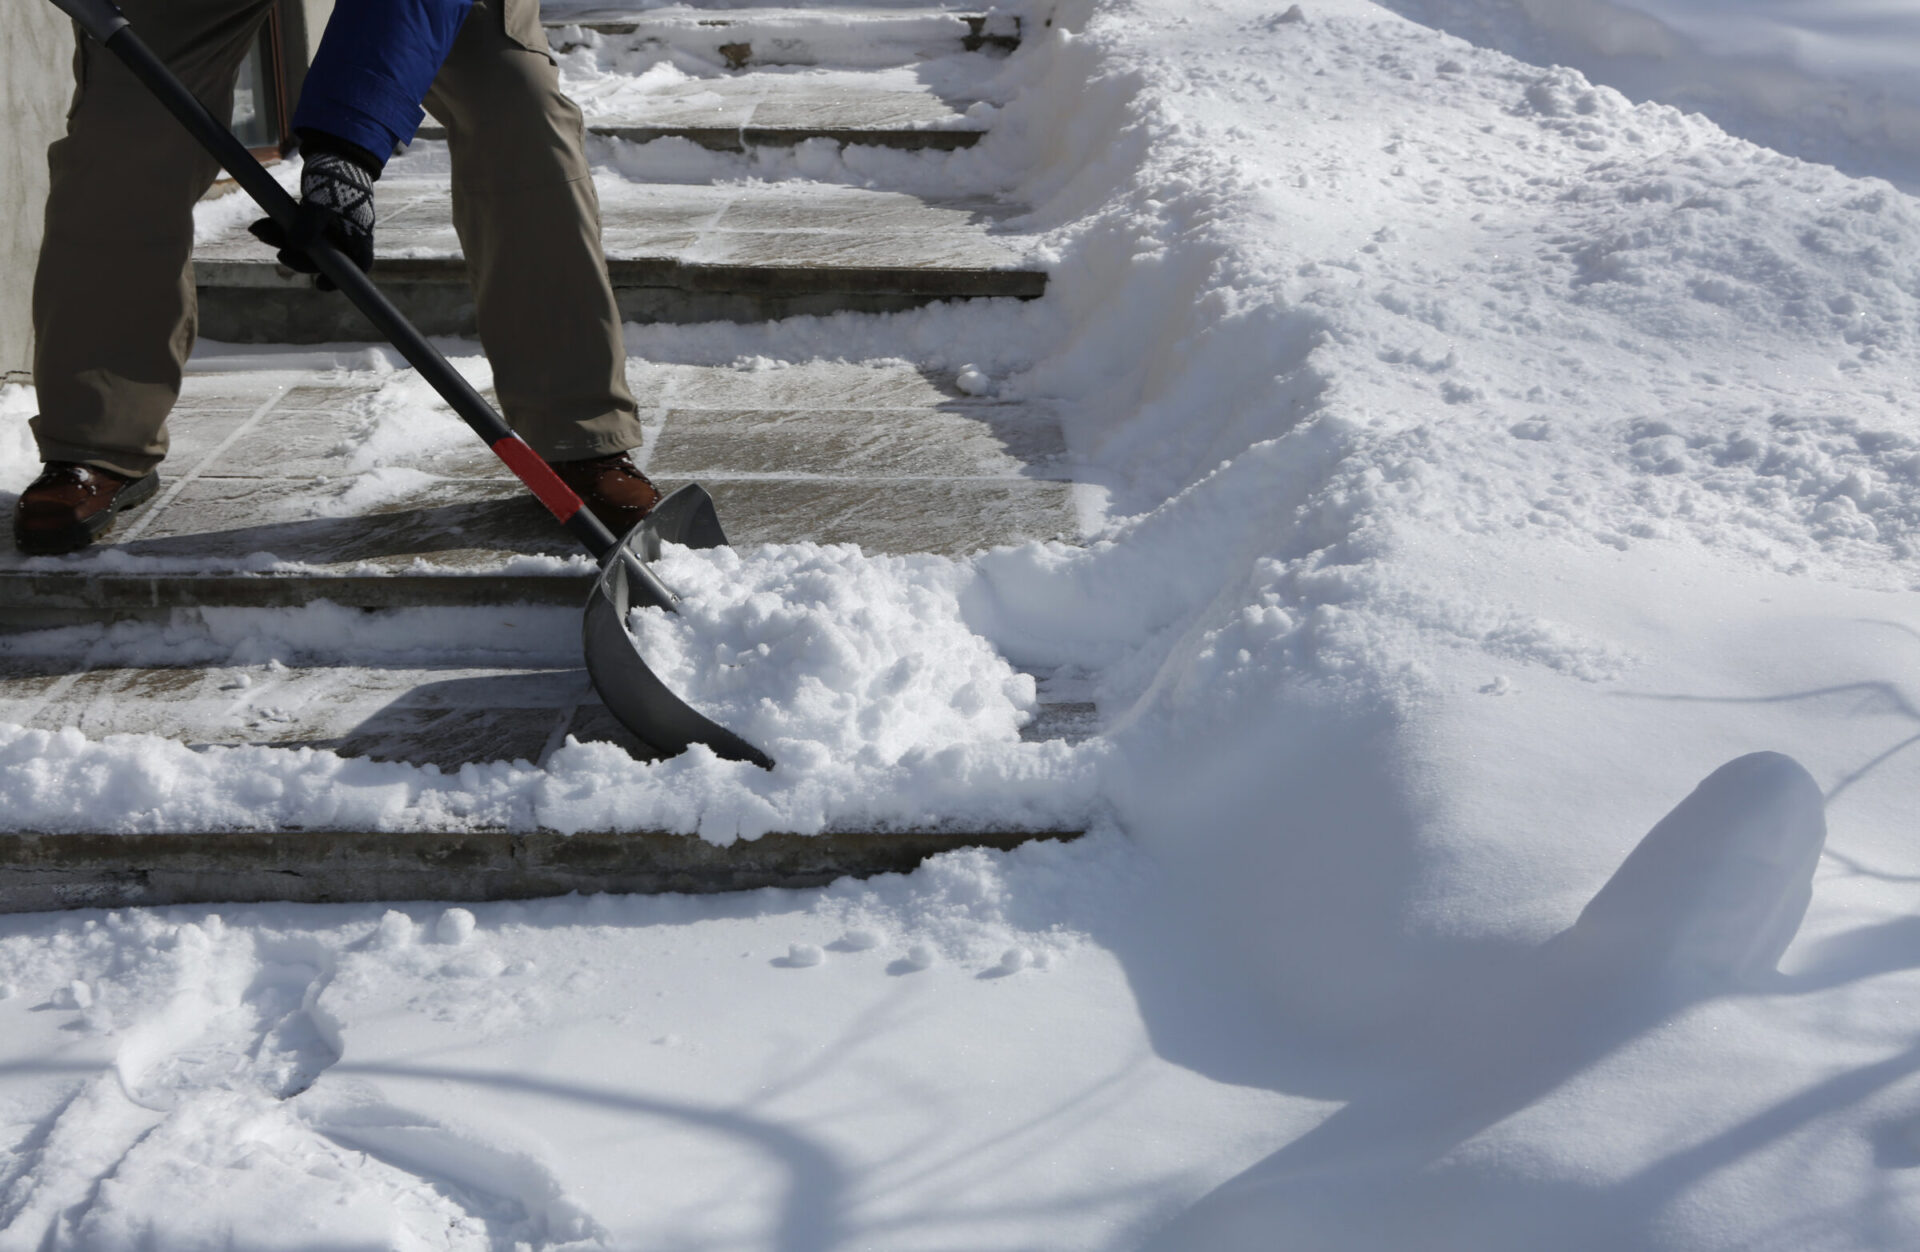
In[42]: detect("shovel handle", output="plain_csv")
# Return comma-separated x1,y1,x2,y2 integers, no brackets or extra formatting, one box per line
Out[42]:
59,2,677,605
46,0,126,44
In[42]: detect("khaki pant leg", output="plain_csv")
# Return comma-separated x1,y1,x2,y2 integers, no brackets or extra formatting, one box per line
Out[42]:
424,0,642,462
32,0,273,477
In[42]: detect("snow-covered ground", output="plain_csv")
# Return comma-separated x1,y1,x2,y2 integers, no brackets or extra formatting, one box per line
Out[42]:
10,0,1920,1245
1386,0,1920,190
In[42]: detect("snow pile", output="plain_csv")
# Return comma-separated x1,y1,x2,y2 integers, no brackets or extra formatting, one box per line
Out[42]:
634,542,1040,765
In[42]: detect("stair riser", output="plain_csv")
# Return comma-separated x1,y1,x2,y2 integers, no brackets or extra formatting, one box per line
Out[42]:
0,828,1080,913
195,268,1045,342
0,575,589,616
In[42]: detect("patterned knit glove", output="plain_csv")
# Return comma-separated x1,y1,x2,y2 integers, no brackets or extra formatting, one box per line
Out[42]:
249,135,379,291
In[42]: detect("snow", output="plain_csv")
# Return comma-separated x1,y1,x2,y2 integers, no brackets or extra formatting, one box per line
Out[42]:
10,0,1920,1245
0,834,1312,1250
1386,0,1920,191
630,540,1064,782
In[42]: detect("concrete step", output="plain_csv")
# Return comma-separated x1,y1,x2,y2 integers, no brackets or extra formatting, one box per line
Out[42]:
0,657,1097,768
0,827,1079,912
194,180,1044,341
422,68,988,151
0,615,1096,912
0,361,1080,621
542,7,1021,66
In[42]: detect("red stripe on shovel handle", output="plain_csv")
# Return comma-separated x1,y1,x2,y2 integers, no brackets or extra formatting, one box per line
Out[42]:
491,436,583,523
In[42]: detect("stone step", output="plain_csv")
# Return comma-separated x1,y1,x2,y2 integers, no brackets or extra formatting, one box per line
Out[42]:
421,68,988,151
194,180,1044,341
0,361,1080,621
0,657,1097,768
0,633,1095,912
0,827,1079,913
542,7,1021,66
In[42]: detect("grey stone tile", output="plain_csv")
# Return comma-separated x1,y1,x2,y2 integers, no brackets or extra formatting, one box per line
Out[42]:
593,190,736,236
684,229,1017,273
594,82,759,129
112,476,569,566
164,373,309,410
706,184,1004,233
746,84,968,131
211,418,501,483
700,477,1077,554
647,406,1065,479
143,406,275,468
654,361,971,409
0,661,622,768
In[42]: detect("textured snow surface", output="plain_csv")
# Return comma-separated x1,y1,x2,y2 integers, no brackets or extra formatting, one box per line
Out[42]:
1384,0,1920,190
10,0,1920,1246
0,835,1311,1251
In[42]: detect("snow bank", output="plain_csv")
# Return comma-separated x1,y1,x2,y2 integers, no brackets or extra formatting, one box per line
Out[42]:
1384,0,1920,191
950,2,1920,1245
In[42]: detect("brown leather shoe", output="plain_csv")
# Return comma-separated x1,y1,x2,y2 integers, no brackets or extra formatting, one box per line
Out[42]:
13,461,162,555
552,452,661,536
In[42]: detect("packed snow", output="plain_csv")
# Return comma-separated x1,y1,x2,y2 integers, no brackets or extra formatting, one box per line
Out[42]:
9,0,1920,1245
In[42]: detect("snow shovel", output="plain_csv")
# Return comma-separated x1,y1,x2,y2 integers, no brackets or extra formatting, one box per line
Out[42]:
49,0,774,770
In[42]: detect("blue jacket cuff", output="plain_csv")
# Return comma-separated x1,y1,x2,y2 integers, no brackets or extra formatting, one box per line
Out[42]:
293,69,432,160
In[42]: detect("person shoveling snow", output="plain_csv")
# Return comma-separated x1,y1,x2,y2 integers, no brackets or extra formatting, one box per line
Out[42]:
16,0,657,557
23,0,776,764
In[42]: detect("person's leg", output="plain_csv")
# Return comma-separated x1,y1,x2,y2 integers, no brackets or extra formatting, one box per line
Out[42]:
31,0,274,478
423,0,643,463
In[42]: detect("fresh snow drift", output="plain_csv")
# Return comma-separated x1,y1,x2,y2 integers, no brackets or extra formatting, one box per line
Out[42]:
7,0,1920,1246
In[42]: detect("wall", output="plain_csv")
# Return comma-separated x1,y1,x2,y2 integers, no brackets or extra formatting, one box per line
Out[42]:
1,2,336,385
1,4,76,384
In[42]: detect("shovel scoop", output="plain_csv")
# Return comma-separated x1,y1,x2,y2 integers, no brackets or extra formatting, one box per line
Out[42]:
51,0,773,769
585,484,773,768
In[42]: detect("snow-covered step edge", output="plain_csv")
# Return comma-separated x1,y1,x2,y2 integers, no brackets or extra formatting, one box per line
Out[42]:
0,827,1084,914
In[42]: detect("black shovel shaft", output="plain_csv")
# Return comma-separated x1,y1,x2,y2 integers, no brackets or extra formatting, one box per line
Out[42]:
68,7,681,608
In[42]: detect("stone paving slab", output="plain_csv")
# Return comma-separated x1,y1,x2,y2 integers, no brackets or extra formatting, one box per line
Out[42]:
0,362,1079,615
196,181,1044,340
423,69,985,150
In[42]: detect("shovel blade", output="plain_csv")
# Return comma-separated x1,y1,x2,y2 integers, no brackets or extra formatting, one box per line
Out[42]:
581,484,774,769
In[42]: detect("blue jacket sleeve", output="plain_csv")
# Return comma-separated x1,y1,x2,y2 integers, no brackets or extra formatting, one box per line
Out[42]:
291,0,474,163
